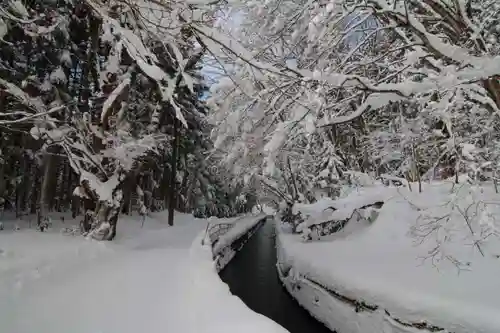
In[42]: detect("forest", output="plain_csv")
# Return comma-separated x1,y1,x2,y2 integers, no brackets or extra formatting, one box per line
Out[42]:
0,0,499,240
0,0,256,240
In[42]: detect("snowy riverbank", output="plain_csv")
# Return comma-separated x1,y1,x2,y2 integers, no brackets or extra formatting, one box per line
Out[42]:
209,213,268,271
276,180,500,333
193,214,288,333
0,212,287,333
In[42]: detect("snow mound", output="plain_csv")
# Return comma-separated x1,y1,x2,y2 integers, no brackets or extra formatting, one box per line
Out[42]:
293,187,387,239
277,181,500,333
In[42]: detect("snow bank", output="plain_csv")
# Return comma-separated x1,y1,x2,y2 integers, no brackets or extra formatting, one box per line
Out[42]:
0,211,286,333
212,213,267,254
188,226,289,333
208,213,267,272
277,181,500,333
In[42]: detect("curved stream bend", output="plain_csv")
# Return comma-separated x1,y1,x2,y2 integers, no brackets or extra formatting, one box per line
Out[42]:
219,221,333,333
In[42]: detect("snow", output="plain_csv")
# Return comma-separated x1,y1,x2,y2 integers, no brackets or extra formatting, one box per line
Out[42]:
101,135,159,171
49,66,67,84
86,0,169,84
277,263,388,333
9,0,29,18
277,181,500,333
79,170,120,203
212,213,267,254
0,18,7,39
72,185,89,198
182,71,195,93
101,77,130,124
0,212,286,333
193,24,286,75
293,186,387,229
0,78,45,113
60,50,72,67
160,77,188,128
136,58,167,81
209,214,267,271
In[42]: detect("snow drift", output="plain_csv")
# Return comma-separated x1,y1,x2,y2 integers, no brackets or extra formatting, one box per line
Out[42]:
277,180,500,333
0,212,287,333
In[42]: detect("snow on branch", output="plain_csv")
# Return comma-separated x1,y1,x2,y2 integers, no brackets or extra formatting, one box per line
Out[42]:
101,76,131,127
207,0,500,205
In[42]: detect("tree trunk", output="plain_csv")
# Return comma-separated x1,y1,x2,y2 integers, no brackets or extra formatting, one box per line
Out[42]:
121,174,135,214
168,118,179,226
30,162,40,214
87,194,122,241
179,168,189,212
160,153,170,208
40,147,58,220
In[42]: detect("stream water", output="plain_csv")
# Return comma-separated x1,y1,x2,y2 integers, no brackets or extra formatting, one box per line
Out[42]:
219,221,333,333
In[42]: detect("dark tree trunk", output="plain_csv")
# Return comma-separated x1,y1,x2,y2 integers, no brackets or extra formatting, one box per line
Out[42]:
121,174,135,215
168,118,179,226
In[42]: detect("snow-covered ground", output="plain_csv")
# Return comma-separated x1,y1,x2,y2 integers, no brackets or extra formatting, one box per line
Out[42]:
277,180,500,333
0,212,288,333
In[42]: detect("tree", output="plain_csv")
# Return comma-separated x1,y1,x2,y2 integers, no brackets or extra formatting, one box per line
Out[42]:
0,0,248,237
203,0,500,210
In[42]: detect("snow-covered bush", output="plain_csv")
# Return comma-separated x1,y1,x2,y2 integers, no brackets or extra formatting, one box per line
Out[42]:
292,188,385,240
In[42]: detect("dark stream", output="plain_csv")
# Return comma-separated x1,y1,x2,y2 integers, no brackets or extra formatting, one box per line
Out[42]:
219,221,332,333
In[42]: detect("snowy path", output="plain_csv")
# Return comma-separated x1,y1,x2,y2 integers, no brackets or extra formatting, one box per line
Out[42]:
1,213,288,333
